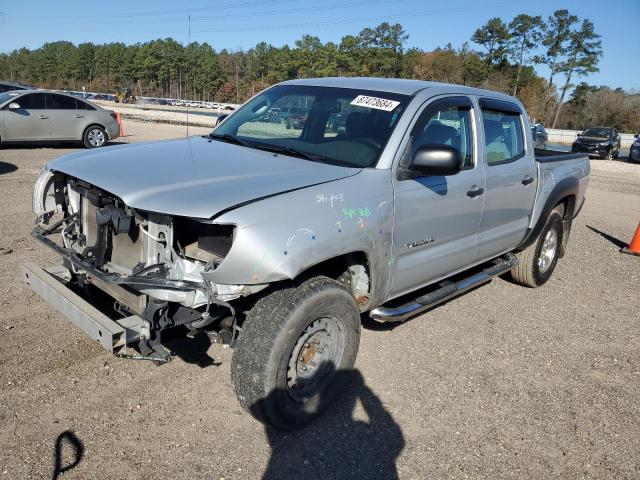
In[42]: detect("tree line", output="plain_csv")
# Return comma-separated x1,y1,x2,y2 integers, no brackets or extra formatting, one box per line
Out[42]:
1,10,637,132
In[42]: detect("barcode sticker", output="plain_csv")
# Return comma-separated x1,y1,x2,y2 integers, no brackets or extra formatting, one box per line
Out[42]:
350,95,400,112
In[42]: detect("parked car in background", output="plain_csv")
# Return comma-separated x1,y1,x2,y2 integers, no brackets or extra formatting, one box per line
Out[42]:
630,134,640,163
530,123,548,149
571,126,621,160
0,90,120,148
0,81,32,93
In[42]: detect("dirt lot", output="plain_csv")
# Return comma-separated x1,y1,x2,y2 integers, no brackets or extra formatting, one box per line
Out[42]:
1,120,639,479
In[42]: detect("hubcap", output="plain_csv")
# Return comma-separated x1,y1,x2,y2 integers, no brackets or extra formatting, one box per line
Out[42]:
538,229,558,273
286,317,345,403
87,128,105,147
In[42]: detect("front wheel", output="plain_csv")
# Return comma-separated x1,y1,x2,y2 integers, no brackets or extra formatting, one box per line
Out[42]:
510,209,564,288
604,148,613,160
231,276,361,430
83,126,107,148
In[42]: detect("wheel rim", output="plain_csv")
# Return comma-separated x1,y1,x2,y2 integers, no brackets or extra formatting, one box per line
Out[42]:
538,229,558,273
286,317,345,403
87,128,105,147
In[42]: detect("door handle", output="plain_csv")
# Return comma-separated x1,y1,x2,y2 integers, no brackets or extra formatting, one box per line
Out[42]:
75,114,84,118
38,115,48,119
521,175,534,185
466,186,484,198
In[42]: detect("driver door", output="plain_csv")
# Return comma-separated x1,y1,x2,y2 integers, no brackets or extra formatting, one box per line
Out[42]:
389,96,485,298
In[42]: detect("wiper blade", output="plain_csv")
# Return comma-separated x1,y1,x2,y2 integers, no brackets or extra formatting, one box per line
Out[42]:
251,143,327,162
208,133,252,147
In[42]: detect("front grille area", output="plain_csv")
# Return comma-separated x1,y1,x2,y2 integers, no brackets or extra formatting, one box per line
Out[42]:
78,193,145,275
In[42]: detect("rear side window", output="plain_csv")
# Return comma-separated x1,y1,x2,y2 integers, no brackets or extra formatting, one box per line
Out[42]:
77,100,96,111
46,94,77,110
16,93,46,109
482,109,525,165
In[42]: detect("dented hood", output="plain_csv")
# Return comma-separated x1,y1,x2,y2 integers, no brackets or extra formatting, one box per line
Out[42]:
48,136,359,218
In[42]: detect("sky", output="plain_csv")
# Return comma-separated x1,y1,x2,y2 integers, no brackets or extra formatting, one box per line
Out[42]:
0,0,638,91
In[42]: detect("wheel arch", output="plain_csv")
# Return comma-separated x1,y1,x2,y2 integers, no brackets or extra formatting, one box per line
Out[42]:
82,122,109,141
292,251,373,310
517,177,578,255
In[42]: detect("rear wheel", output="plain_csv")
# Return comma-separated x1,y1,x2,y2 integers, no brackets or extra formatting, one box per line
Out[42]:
231,276,361,430
83,126,107,148
510,210,564,288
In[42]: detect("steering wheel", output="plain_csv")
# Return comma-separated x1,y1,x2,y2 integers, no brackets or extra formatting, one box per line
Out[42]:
354,138,381,150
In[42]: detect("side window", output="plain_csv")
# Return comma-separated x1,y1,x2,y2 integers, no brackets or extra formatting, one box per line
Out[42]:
482,109,525,165
80,100,96,111
0,85,9,93
410,103,474,168
16,93,46,109
46,94,77,110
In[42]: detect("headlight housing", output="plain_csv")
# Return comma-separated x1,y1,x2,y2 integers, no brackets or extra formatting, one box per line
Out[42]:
32,168,58,220
173,217,236,267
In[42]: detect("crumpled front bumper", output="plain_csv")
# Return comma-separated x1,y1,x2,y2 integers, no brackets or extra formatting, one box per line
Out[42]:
20,262,149,354
572,143,609,157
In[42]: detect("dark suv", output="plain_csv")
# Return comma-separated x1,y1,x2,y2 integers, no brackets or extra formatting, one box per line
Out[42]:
572,127,621,160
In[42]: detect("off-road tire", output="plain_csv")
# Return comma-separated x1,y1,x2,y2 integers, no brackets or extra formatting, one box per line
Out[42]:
231,276,361,430
510,210,564,288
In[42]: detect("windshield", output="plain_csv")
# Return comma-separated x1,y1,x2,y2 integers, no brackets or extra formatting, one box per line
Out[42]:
582,128,611,138
212,84,410,168
0,91,21,105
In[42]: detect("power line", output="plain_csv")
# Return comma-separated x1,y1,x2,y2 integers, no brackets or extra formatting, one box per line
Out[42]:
191,1,520,34
11,0,293,21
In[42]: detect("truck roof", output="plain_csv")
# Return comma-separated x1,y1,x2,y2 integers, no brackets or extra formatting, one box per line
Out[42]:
281,77,515,100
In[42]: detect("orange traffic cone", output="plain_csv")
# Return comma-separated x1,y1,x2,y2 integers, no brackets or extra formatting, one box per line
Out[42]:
116,112,125,137
621,223,640,256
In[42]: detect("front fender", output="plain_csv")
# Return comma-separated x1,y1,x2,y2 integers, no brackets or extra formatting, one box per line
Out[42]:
205,168,394,303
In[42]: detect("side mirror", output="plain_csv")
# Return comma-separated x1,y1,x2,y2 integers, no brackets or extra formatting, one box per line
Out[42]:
635,134,639,138
215,114,229,127
576,132,581,136
411,145,461,176
8,102,21,110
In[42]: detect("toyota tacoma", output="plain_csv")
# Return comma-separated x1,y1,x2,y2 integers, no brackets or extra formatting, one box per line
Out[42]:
23,78,589,430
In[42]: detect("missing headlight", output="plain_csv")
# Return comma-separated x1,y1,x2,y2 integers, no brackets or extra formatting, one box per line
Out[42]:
173,218,236,266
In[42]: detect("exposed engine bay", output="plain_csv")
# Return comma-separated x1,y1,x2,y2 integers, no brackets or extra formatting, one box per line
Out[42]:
32,168,267,360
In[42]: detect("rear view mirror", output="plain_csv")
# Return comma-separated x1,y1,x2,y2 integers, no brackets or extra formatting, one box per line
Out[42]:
8,102,21,110
411,145,461,176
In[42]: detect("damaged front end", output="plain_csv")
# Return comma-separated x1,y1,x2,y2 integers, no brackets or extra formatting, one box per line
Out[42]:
27,168,267,361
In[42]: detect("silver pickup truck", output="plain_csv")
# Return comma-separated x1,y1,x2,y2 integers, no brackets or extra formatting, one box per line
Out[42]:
23,78,589,430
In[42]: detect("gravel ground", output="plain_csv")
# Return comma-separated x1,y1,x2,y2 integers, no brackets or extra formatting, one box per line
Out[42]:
0,121,639,479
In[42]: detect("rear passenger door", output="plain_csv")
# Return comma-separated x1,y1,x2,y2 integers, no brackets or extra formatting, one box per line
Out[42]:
475,99,537,261
47,93,82,140
390,96,485,297
3,92,51,141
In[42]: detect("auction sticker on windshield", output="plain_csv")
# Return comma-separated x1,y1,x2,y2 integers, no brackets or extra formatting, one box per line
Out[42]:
350,95,400,112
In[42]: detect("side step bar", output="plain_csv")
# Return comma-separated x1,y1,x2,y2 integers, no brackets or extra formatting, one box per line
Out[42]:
370,253,519,323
